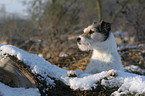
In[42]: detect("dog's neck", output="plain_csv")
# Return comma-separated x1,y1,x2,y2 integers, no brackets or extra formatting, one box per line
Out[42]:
84,32,123,73
91,32,118,62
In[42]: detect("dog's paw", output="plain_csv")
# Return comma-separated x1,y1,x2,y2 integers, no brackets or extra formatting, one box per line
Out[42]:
67,71,77,77
67,69,83,77
107,69,118,77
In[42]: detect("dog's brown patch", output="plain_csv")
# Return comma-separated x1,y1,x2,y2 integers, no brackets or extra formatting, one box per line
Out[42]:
82,25,95,38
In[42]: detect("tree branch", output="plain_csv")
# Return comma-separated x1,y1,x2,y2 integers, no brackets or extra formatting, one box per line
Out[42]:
111,0,129,23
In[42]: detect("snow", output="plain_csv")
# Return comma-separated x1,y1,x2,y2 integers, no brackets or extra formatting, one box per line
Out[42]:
68,72,108,90
0,82,40,96
115,30,122,35
117,44,145,51
0,44,145,95
108,71,145,95
124,65,145,75
114,30,128,37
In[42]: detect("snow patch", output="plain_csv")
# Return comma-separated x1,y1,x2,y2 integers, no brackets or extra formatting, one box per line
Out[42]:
69,72,108,90
0,82,40,96
124,65,145,75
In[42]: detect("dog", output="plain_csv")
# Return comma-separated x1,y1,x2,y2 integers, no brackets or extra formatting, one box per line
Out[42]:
67,20,124,77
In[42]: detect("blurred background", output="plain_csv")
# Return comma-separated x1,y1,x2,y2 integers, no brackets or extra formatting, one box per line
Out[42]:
0,0,145,69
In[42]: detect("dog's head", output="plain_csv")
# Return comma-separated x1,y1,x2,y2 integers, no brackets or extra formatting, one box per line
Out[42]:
77,20,111,51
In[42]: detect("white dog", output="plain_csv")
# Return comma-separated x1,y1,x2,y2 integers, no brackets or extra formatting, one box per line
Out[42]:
68,20,124,77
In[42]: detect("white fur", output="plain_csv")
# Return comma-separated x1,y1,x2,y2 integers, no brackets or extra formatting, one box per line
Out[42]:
83,32,124,74
68,27,124,76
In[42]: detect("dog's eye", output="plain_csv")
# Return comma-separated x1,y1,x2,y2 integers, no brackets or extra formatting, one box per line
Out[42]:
89,30,94,34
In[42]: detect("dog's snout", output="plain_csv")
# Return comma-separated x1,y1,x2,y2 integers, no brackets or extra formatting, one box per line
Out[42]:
77,37,81,42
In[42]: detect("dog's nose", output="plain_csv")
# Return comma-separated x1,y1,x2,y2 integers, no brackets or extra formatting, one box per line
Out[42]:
77,37,81,42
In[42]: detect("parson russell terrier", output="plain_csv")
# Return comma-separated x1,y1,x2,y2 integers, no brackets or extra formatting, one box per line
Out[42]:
67,20,124,77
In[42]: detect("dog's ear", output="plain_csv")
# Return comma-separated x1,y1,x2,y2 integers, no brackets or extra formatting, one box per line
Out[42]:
105,22,111,32
99,20,111,32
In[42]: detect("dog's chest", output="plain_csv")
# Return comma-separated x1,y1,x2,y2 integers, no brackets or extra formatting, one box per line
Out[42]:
91,49,113,63
84,49,118,73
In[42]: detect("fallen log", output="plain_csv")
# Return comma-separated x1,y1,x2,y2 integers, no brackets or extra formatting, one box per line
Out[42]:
0,56,36,88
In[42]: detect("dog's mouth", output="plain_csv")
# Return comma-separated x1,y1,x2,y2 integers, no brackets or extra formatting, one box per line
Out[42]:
77,42,90,46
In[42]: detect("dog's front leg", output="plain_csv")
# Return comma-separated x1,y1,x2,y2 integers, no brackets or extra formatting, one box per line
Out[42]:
67,69,83,77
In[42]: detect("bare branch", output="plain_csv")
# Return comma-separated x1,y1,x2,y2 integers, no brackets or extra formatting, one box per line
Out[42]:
111,0,129,23
96,0,102,22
